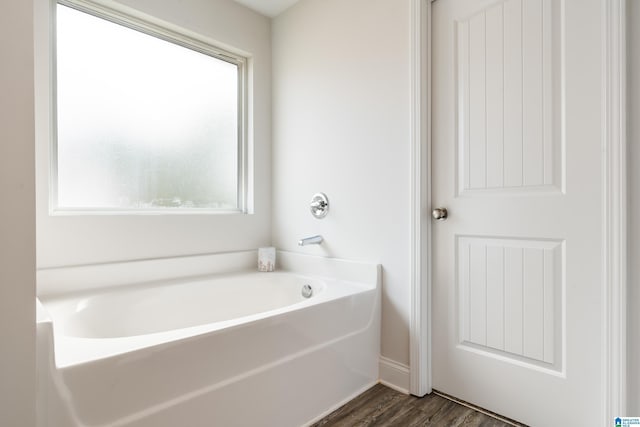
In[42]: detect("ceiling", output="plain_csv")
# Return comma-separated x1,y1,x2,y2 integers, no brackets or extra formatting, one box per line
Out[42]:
232,0,301,17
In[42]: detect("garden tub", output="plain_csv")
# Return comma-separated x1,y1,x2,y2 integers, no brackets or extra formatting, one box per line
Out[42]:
36,251,381,427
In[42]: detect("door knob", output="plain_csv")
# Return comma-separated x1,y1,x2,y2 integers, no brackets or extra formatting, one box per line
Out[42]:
432,207,448,220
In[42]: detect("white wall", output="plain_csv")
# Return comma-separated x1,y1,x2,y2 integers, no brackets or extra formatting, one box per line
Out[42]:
272,0,412,368
35,0,272,268
0,1,37,425
628,0,640,414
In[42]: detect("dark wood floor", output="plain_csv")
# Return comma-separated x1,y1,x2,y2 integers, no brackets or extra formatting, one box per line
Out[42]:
311,384,522,427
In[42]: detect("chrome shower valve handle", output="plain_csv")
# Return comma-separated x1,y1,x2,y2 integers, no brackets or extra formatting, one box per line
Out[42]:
310,193,329,219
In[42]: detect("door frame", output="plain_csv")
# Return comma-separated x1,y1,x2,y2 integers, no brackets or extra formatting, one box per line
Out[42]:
408,0,628,423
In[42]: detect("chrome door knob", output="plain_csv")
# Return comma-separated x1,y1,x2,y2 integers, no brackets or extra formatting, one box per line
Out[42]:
432,207,448,220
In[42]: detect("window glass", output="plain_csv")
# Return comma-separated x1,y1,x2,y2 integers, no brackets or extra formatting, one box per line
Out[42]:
56,4,242,210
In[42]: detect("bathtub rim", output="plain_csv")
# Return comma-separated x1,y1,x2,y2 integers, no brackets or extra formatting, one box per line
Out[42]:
37,250,380,298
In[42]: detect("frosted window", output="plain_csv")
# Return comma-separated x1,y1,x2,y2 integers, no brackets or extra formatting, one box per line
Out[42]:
55,5,242,210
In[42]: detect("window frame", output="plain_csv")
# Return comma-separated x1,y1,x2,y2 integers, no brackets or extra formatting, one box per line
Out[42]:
52,0,249,215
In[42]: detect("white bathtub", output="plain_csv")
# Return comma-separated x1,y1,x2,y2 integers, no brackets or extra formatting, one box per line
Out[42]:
37,251,381,427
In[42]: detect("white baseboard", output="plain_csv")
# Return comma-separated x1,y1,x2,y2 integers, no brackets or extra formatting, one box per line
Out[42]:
379,356,410,394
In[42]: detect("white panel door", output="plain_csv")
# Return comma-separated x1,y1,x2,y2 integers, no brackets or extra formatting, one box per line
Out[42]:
431,0,603,425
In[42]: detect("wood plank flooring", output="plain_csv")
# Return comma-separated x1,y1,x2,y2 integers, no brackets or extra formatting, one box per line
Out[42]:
311,384,523,427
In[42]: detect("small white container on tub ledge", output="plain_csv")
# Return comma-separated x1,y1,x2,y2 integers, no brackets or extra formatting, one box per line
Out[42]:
258,247,276,272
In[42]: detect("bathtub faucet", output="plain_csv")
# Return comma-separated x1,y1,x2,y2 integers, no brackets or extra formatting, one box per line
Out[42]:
298,235,323,246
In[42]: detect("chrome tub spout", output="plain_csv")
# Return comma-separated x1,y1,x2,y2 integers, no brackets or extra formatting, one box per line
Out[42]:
298,235,323,246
